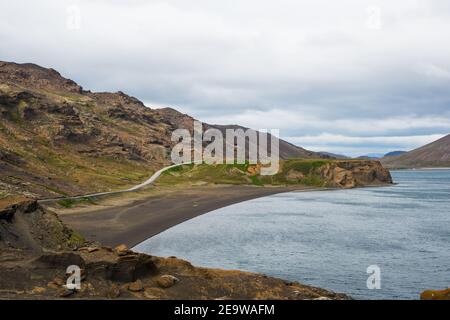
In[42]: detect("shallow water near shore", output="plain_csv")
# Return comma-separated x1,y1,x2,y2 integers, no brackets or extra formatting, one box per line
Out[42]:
134,170,450,300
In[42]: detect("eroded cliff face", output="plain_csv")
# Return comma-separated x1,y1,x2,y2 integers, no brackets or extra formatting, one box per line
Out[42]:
317,160,393,188
421,288,450,300
0,200,350,300
157,160,393,189
258,159,393,188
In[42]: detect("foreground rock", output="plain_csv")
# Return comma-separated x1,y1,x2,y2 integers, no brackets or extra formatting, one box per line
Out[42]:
421,288,450,300
0,201,350,300
156,275,180,289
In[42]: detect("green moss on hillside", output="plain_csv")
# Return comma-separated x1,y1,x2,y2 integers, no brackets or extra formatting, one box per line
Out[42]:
157,160,331,187
159,162,250,185
282,159,329,174
57,196,97,208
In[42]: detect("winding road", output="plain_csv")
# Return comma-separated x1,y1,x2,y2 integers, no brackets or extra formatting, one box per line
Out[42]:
38,163,185,204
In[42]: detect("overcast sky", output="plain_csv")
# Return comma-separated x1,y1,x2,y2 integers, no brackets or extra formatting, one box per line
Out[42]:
1,0,450,156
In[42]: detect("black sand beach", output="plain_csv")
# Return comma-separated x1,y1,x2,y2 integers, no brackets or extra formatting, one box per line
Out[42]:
55,185,310,247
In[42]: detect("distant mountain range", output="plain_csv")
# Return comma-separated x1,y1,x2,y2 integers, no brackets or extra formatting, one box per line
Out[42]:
384,151,407,157
381,135,450,168
356,151,407,160
356,153,385,160
317,151,350,159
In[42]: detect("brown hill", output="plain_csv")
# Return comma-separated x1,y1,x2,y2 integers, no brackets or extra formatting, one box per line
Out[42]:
381,135,450,168
0,61,321,200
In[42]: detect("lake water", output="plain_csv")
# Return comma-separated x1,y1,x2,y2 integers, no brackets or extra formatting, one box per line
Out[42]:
134,170,450,299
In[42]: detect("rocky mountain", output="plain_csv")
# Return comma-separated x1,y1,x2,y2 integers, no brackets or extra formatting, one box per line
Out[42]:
0,61,321,201
381,135,450,168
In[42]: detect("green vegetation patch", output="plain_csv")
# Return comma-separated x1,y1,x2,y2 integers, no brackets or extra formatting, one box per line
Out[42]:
67,230,85,247
57,196,97,208
164,163,194,174
249,175,264,186
57,199,76,208
270,159,330,187
282,159,330,174
157,159,332,187
159,162,250,185
0,191,9,199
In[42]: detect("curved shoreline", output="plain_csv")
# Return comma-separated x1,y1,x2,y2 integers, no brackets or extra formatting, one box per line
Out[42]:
54,185,320,248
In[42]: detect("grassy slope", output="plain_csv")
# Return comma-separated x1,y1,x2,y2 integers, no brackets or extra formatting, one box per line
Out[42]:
0,84,156,200
0,120,152,196
156,159,332,187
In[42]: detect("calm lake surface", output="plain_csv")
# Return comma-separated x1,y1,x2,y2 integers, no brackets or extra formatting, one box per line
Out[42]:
134,170,450,299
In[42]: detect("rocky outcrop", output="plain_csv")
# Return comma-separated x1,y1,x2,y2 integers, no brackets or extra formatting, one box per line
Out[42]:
0,200,82,252
155,274,180,288
420,288,450,300
0,201,351,300
317,160,393,188
0,61,82,94
158,160,393,189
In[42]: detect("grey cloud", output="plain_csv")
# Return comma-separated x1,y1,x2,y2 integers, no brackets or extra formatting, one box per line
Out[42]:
1,0,449,155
